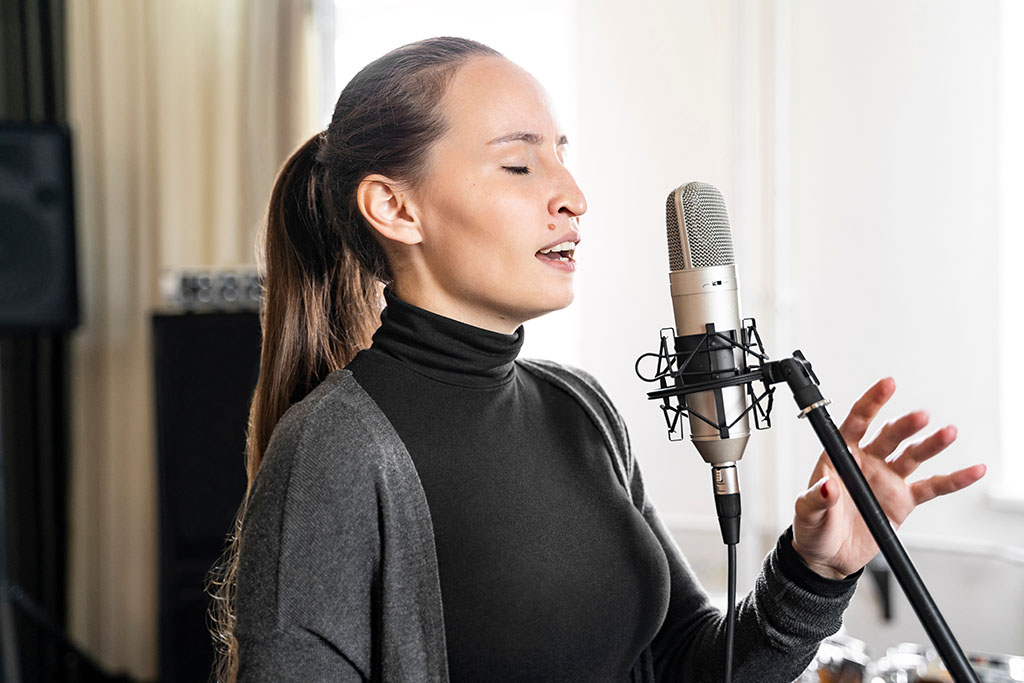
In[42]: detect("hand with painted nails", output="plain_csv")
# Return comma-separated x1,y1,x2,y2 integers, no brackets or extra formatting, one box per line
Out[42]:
790,377,987,580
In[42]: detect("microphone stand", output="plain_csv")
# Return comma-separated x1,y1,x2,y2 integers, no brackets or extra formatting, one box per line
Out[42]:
637,328,980,683
762,351,979,683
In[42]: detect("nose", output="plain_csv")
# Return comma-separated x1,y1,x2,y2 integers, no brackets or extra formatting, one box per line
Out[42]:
550,165,587,221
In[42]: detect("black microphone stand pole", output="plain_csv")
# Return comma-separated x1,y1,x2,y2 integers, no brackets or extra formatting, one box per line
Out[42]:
762,351,980,683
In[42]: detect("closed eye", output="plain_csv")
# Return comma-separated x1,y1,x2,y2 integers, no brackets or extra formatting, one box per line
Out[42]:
502,166,531,175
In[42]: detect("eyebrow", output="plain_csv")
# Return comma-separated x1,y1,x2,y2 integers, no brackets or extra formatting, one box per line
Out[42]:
487,131,569,146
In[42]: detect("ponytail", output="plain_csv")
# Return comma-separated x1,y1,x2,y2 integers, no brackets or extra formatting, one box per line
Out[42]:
250,131,385,478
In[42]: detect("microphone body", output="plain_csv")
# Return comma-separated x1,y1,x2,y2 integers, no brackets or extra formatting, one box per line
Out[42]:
665,183,751,468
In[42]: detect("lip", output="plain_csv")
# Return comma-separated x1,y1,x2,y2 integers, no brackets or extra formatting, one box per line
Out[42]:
535,253,577,272
538,232,581,252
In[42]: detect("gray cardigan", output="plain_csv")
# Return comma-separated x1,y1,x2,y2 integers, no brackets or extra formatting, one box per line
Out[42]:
234,360,856,681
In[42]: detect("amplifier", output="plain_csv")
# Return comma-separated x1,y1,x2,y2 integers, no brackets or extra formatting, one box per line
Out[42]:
158,268,262,312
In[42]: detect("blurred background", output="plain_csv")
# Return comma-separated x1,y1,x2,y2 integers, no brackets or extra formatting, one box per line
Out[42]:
0,0,1021,681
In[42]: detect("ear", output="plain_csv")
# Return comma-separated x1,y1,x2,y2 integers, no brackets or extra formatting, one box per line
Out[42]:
356,174,423,246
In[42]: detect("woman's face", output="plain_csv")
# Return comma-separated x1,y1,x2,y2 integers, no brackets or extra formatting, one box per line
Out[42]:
399,55,587,334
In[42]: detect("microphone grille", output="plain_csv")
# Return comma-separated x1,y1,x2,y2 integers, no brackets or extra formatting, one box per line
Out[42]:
666,182,735,270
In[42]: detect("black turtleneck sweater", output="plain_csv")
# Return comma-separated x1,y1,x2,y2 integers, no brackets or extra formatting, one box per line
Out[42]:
346,289,672,681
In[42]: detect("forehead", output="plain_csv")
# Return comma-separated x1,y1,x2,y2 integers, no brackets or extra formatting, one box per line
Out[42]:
440,56,561,142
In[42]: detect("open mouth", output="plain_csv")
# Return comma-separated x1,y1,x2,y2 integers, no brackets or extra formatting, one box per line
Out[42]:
536,240,576,263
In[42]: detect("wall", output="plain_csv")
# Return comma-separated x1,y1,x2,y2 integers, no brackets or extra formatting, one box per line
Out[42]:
785,0,1022,657
566,0,1023,656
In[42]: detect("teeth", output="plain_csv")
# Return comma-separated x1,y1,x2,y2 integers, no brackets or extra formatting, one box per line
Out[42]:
539,240,576,254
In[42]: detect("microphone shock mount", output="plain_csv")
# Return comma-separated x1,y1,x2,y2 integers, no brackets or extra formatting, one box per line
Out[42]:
634,317,775,441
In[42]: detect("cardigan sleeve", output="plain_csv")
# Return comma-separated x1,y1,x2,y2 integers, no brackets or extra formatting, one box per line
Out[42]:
234,382,380,682
235,630,366,682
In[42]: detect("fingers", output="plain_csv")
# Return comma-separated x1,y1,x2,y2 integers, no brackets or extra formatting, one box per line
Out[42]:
887,425,958,478
864,410,930,458
838,378,896,446
794,474,839,526
910,463,987,505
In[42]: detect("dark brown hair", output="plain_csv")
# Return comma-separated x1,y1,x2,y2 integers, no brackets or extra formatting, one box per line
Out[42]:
208,36,501,682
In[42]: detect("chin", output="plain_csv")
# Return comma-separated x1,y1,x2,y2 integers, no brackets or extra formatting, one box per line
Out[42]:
533,287,575,318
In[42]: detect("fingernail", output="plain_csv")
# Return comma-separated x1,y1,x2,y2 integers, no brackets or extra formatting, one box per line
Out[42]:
818,475,831,499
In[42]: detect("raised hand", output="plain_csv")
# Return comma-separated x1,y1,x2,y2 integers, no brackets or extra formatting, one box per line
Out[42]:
790,377,987,579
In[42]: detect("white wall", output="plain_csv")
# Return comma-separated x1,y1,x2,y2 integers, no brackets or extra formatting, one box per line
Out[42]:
563,0,1023,656
785,0,1023,657
786,0,1012,543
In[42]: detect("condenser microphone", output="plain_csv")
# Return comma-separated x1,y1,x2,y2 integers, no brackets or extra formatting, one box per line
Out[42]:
665,181,751,544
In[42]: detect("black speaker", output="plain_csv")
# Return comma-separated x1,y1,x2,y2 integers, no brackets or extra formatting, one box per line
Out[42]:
152,311,259,682
0,122,79,332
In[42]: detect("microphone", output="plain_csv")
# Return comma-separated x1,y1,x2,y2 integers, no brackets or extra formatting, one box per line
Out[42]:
665,181,751,545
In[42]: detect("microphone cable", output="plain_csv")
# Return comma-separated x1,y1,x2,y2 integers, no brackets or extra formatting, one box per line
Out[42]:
725,542,736,683
712,464,742,682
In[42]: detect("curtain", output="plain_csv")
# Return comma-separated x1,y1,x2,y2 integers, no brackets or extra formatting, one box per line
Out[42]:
65,0,318,677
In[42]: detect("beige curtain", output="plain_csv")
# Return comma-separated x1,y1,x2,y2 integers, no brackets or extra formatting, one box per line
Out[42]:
65,0,319,677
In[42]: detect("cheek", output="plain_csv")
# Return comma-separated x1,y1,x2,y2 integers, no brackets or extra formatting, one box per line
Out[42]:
418,167,542,274
439,188,524,256
418,179,475,245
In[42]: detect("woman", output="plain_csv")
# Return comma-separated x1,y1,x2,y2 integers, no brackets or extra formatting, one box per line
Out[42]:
210,37,985,682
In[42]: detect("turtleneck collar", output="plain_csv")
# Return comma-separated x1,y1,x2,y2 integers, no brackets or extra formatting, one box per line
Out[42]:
368,287,525,388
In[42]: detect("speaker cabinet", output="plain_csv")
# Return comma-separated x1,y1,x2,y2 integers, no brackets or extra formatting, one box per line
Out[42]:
0,123,78,331
152,311,259,682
